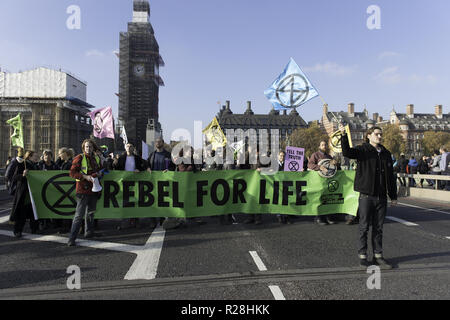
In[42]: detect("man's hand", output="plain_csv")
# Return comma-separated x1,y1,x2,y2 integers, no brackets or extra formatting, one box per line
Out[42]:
147,168,152,174
134,169,140,173
339,123,346,134
23,169,28,177
390,200,398,207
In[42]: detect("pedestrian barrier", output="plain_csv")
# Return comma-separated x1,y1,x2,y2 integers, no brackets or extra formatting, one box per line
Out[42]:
396,173,449,201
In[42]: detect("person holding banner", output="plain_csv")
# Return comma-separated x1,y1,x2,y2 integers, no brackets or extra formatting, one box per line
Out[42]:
114,143,146,229
147,137,175,228
67,139,105,246
340,124,397,269
277,150,293,224
9,151,40,238
308,141,337,226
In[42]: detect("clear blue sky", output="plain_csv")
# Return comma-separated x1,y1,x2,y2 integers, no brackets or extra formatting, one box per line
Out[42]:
1,0,449,141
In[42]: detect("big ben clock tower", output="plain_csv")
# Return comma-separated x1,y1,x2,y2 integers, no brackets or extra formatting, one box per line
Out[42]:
118,0,164,148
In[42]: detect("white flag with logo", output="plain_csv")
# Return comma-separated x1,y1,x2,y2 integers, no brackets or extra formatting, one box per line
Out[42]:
120,126,128,148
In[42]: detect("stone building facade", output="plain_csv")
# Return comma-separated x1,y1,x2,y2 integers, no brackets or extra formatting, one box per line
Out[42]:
216,100,308,148
321,102,450,157
390,104,450,156
118,0,164,149
0,67,95,166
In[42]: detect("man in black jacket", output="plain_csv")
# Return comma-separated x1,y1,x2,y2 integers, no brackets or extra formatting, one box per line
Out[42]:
146,138,175,228
340,124,397,269
114,143,146,229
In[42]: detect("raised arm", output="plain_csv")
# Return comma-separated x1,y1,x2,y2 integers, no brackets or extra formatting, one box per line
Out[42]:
339,123,361,160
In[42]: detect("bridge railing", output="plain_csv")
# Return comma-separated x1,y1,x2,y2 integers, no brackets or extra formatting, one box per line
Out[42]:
397,173,450,190
396,173,449,201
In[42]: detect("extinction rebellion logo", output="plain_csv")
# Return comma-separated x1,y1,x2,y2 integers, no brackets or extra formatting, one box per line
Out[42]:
275,74,311,109
328,180,340,193
41,173,77,216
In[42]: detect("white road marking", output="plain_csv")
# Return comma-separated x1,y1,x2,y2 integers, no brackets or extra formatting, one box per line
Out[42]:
0,230,139,253
249,251,286,300
0,226,167,281
0,208,11,213
386,216,419,227
0,216,10,224
269,285,286,300
124,226,166,280
398,202,450,216
249,251,268,271
446,237,450,240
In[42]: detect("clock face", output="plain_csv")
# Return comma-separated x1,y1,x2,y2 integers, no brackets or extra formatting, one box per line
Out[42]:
133,64,145,77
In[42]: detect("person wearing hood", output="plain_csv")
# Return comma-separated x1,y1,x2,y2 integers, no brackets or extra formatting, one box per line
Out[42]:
340,124,397,269
9,151,40,238
407,156,418,187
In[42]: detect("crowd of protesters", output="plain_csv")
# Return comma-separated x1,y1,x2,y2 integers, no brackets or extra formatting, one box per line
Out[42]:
3,134,449,255
392,147,450,190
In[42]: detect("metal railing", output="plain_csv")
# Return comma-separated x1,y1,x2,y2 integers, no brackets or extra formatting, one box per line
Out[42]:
397,173,450,190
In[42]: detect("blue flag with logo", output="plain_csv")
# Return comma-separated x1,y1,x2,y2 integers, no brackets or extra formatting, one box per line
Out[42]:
264,58,319,110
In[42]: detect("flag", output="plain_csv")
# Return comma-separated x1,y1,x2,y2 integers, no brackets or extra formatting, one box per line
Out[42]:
142,141,149,160
88,106,115,139
120,126,128,148
329,125,353,153
264,58,319,110
202,117,227,151
6,113,24,148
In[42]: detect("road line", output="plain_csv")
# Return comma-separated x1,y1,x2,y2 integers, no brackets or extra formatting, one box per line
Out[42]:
0,216,10,224
269,285,286,300
249,251,268,271
446,237,450,240
398,202,450,215
386,216,419,226
124,226,166,280
0,229,140,253
0,208,11,213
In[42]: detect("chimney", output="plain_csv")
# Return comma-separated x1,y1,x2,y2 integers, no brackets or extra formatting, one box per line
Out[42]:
247,101,251,109
372,112,379,122
323,104,328,115
348,103,355,116
226,100,231,109
377,116,383,123
435,105,443,119
406,104,414,118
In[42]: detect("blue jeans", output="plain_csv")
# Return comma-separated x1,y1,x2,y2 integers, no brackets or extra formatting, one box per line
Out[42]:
69,194,98,242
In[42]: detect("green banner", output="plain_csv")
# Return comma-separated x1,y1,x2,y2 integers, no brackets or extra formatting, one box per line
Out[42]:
27,170,359,219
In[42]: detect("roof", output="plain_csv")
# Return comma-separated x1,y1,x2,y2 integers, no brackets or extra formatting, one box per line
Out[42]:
393,112,450,130
325,111,372,130
217,106,308,128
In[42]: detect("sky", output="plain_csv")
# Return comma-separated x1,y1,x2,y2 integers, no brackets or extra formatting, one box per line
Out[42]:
1,0,450,142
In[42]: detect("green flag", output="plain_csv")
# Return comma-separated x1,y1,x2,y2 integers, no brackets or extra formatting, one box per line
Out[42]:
6,113,24,148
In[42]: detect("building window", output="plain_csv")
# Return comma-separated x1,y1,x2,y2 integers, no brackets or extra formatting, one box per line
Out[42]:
42,127,50,144
42,106,52,115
